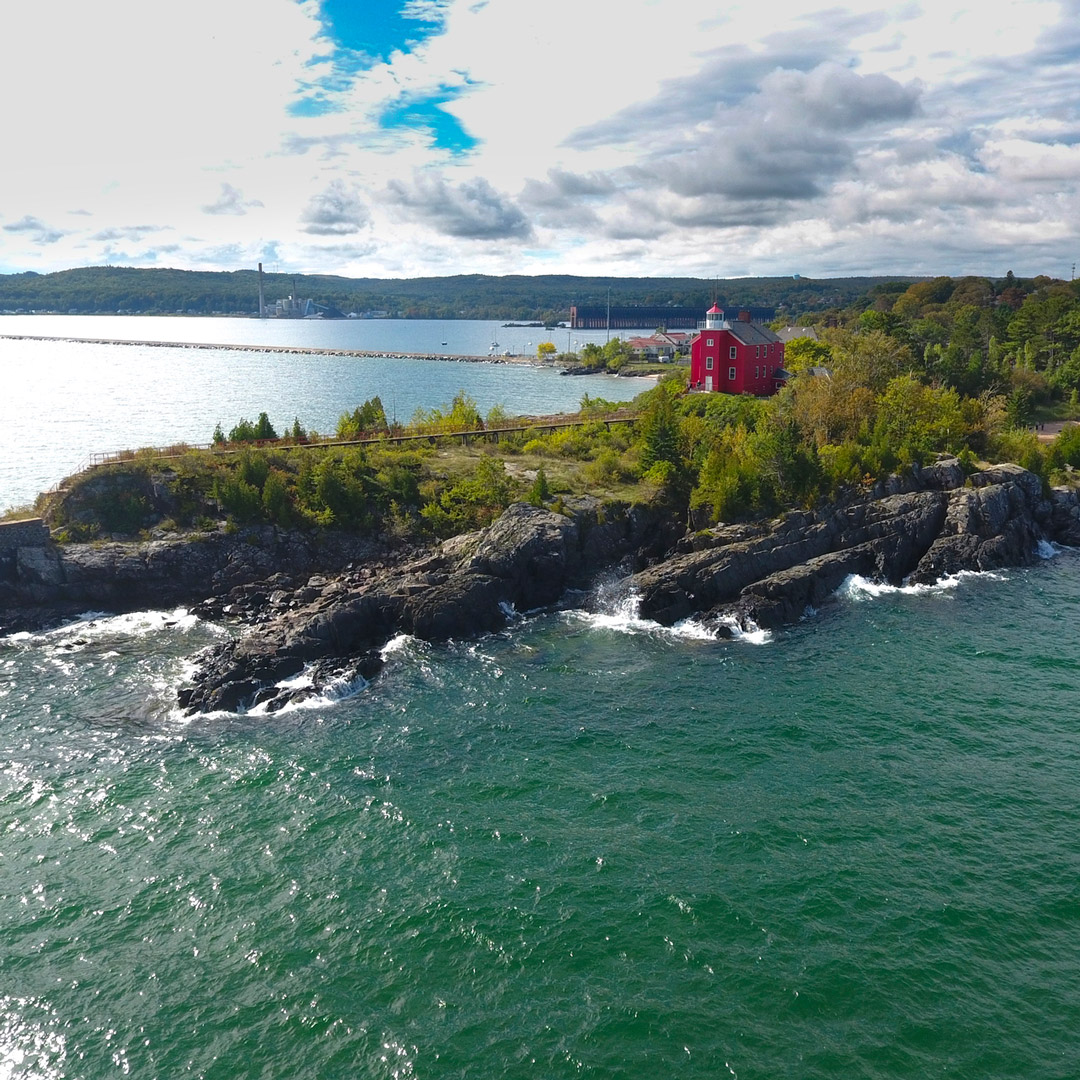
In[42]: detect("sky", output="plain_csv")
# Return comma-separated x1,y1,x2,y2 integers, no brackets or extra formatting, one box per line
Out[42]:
1,0,1078,280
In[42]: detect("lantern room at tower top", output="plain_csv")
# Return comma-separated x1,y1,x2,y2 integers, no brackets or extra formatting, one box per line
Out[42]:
688,304,788,396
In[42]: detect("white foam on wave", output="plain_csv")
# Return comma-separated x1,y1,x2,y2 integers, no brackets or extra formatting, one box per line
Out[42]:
245,668,371,717
51,607,212,641
712,615,773,645
274,669,315,691
380,633,417,659
840,569,1004,603
568,593,770,645
1037,539,1060,559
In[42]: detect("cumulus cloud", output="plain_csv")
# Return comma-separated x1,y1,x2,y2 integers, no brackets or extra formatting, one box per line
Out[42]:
202,183,264,216
619,64,918,207
520,168,617,208
300,180,371,235
2,216,66,243
978,138,1080,183
0,0,1076,277
527,61,922,244
384,171,533,240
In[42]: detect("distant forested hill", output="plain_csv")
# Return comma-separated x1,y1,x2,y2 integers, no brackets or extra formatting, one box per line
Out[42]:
0,266,918,321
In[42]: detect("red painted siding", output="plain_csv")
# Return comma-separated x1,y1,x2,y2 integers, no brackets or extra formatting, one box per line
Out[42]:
689,329,785,397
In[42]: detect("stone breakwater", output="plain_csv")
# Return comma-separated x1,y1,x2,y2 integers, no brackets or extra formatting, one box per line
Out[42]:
2,459,1079,713
0,333,533,364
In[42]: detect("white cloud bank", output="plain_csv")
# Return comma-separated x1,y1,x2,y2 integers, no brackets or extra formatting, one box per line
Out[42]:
0,0,1077,279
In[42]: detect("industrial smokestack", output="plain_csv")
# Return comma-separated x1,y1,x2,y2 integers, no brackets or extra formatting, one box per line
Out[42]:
258,263,266,318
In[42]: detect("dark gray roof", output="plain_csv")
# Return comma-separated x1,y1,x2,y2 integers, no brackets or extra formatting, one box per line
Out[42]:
776,325,819,343
726,321,782,346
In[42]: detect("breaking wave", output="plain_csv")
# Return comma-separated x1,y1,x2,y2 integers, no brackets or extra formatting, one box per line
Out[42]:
565,591,771,645
839,570,1005,602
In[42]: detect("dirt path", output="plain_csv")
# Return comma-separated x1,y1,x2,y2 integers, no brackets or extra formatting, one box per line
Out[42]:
1036,420,1078,443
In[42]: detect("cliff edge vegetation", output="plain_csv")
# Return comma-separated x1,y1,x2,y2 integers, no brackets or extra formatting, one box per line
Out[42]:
32,344,1080,552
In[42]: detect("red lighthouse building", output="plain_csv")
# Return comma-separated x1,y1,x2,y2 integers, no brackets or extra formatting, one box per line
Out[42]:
689,305,787,396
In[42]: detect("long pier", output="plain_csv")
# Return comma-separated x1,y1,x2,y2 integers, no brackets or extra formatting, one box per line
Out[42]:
0,333,529,364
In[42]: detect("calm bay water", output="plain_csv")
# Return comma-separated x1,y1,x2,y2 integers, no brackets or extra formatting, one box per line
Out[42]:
2,325,1080,1078
0,316,630,511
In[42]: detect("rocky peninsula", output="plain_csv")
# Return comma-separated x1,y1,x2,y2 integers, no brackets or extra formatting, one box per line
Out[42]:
3,457,1079,714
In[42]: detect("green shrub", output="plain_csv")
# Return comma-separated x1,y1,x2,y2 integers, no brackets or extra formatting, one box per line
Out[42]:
420,457,516,536
528,465,550,506
261,470,293,524
238,450,270,490
584,449,627,486
337,397,389,439
215,476,262,523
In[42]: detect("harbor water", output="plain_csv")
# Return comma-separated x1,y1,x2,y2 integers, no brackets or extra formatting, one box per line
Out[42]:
0,316,631,511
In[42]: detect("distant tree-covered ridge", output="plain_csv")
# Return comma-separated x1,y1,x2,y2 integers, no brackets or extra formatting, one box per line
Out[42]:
0,265,917,321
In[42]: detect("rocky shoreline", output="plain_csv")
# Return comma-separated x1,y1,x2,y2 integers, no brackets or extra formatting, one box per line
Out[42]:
3,458,1079,714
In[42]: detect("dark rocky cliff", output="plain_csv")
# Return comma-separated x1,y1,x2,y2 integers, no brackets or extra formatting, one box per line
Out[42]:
3,460,1079,714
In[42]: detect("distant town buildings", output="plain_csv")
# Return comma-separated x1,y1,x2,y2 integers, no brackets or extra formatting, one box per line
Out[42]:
625,331,690,360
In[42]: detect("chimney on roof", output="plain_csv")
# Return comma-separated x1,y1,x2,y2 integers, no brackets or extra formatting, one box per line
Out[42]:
738,309,751,322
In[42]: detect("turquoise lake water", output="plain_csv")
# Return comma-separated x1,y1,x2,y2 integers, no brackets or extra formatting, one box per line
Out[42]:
2,323,1080,1078
3,563,1080,1079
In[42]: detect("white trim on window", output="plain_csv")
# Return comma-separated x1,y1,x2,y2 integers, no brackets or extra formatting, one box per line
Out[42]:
728,366,737,381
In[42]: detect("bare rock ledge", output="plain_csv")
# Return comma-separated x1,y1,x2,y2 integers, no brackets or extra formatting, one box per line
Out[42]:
3,460,1079,714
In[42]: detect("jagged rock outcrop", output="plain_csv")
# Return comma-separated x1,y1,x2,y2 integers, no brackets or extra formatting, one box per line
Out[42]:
5,458,1079,715
0,526,390,634
632,460,1058,631
178,500,678,713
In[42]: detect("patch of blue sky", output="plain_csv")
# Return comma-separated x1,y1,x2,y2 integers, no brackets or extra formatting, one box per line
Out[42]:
289,94,340,118
316,0,445,68
378,89,479,154
294,2,473,149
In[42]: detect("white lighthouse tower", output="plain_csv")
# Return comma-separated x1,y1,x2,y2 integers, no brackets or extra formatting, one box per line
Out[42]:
704,303,729,330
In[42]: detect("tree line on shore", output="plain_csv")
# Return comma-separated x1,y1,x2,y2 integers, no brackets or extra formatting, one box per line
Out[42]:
790,271,1080,412
0,266,907,321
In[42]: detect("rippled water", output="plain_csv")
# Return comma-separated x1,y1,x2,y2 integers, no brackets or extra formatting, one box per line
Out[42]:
3,553,1080,1078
